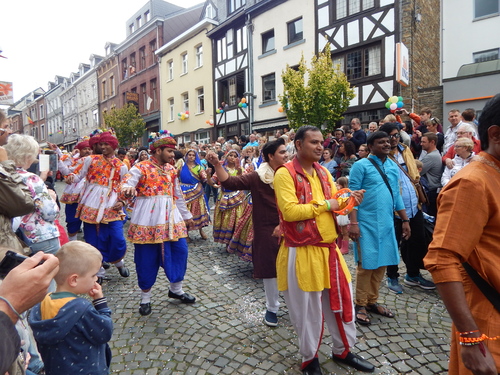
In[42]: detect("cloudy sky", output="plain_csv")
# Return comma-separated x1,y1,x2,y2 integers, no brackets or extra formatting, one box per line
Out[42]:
1,0,204,102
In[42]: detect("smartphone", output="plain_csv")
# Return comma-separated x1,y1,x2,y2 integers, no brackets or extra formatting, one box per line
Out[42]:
395,110,403,115
0,251,28,278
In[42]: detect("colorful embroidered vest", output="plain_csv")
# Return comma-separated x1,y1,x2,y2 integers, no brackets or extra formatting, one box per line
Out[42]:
278,157,332,247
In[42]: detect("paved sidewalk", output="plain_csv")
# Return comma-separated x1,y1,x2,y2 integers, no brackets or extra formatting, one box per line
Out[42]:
56,182,451,374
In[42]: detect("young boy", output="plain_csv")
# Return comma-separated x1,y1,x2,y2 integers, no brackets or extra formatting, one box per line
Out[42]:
29,241,113,375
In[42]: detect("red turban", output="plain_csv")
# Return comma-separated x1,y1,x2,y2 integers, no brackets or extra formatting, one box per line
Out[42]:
75,140,90,150
99,132,119,150
89,133,101,148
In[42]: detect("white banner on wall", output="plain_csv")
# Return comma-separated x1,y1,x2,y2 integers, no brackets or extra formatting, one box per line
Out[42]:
396,43,409,87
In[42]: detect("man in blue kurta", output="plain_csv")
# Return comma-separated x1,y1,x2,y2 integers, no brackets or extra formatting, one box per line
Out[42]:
348,131,411,325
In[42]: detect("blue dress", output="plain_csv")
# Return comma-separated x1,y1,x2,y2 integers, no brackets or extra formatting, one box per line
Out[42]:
349,155,404,269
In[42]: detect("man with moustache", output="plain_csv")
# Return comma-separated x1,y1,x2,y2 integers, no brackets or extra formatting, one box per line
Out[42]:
121,133,195,316
274,125,373,374
66,131,129,283
349,131,411,325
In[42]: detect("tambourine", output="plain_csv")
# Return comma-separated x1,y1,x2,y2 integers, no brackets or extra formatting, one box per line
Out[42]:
333,188,356,215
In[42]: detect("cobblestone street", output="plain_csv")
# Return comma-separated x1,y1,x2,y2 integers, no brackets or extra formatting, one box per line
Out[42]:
56,182,451,375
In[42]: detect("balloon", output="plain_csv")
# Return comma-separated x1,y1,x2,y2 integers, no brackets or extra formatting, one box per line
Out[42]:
397,101,404,108
220,110,224,114
385,102,391,109
209,119,214,125
178,113,181,116
390,109,396,113
390,96,398,103
238,103,243,108
184,114,189,119
389,103,397,110
242,103,247,108
216,109,221,114
185,111,189,115
241,98,246,103
278,107,284,113
206,120,210,124
397,96,404,102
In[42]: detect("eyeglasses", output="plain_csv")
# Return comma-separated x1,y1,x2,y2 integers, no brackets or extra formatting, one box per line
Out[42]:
456,131,470,135
389,133,400,139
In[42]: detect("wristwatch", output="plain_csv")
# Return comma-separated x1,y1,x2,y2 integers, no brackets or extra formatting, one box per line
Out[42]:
402,219,410,223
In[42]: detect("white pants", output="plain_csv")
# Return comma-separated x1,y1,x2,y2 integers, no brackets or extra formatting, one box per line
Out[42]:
283,246,357,365
263,278,280,313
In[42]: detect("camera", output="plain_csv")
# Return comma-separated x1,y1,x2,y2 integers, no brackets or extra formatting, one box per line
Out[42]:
395,110,403,115
0,251,28,278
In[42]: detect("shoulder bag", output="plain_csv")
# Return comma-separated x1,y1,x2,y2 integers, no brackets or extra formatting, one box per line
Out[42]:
389,155,429,205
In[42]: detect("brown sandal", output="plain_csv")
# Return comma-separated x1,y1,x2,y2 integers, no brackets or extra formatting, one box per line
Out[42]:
355,305,371,325
366,303,395,318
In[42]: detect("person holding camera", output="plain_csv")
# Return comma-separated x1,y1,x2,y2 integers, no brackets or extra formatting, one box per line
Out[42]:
0,251,59,374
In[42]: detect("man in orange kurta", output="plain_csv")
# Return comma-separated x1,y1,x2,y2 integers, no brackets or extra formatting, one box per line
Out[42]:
424,93,500,375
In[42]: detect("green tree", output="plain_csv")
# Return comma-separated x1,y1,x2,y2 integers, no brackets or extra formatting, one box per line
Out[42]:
102,104,146,147
280,44,355,132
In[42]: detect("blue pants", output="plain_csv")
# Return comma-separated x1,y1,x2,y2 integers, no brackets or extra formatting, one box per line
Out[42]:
134,239,188,290
84,221,127,263
65,203,82,234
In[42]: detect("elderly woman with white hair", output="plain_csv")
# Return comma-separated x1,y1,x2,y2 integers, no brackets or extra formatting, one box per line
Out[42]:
442,122,482,168
4,134,60,256
441,137,475,187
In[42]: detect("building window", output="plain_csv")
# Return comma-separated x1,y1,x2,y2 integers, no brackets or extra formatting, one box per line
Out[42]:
141,83,147,111
102,80,107,100
110,76,115,96
197,87,205,113
169,98,174,121
474,0,499,18
139,47,146,70
206,4,215,19
39,104,44,119
40,124,45,139
182,92,189,112
144,10,150,22
228,0,246,14
335,0,376,20
287,18,303,45
122,58,128,79
218,71,245,106
181,53,188,74
334,44,381,81
262,74,276,101
195,131,210,144
473,48,499,62
149,39,157,65
136,16,142,28
130,53,136,73
195,45,203,68
168,60,174,80
129,23,135,34
151,79,157,110
262,29,275,54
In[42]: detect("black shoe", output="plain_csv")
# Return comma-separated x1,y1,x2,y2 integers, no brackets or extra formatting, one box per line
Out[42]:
139,303,152,316
302,358,322,375
102,261,111,270
97,277,104,285
264,310,278,327
332,352,375,373
168,290,196,303
118,266,130,277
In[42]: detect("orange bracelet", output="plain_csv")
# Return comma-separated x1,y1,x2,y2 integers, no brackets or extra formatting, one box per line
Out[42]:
333,188,356,215
458,333,500,344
